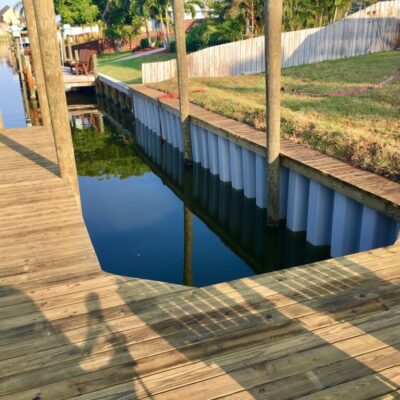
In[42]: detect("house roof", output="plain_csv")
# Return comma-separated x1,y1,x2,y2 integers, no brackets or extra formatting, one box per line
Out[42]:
0,6,11,17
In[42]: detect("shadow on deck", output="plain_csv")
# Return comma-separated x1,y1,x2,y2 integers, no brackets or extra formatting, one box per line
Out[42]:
0,124,399,399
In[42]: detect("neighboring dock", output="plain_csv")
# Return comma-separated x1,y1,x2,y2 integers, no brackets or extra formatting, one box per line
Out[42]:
1,124,400,399
63,66,95,91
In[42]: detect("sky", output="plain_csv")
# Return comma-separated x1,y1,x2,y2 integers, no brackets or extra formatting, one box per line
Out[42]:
0,0,18,10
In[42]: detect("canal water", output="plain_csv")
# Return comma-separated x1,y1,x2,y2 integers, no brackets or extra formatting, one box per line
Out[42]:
71,97,330,287
0,45,26,128
0,46,330,287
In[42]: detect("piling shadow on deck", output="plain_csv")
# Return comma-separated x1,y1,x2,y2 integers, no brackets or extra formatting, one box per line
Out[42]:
0,126,399,399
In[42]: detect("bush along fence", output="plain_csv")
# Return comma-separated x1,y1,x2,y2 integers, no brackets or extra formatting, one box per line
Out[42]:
142,0,400,83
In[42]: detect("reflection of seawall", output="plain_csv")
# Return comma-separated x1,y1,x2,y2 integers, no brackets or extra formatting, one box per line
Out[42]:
134,120,330,275
132,92,400,259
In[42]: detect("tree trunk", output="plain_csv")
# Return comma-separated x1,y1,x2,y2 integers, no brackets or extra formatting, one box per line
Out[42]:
145,19,153,47
159,12,170,49
165,9,172,47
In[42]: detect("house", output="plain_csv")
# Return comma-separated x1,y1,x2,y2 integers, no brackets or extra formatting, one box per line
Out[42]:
0,5,20,26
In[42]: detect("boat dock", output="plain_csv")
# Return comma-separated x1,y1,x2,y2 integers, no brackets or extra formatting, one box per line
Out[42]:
63,66,95,91
1,125,399,399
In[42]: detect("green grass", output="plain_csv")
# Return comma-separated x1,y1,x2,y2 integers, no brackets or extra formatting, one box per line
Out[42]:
151,51,400,181
98,52,176,84
98,51,133,64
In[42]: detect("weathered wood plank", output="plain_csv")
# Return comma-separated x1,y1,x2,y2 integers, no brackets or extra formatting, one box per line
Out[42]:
1,118,400,400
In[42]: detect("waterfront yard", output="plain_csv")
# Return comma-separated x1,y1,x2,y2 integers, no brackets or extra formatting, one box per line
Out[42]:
151,52,400,181
98,52,175,84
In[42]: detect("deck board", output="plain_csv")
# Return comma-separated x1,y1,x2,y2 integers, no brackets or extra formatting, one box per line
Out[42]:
0,126,399,399
63,67,95,90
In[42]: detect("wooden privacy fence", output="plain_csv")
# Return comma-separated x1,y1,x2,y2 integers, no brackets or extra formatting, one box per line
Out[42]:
142,0,400,83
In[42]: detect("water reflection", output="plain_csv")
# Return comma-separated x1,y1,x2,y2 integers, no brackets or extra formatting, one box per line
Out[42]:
70,100,330,286
134,120,330,275
0,44,26,128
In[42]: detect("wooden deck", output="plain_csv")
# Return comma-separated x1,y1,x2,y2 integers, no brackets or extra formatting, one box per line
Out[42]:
63,66,95,91
0,126,400,399
131,85,400,220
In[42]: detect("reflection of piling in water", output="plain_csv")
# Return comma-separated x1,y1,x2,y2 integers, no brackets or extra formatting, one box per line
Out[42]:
134,120,330,275
11,37,33,125
183,206,193,286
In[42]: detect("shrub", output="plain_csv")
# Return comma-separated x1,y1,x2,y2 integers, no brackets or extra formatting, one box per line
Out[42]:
140,38,150,49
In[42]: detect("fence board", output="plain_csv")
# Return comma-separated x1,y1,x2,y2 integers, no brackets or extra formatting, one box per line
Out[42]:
142,0,400,83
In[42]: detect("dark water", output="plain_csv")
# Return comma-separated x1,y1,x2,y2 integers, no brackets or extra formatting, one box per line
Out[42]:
71,99,330,287
0,53,331,287
0,45,26,128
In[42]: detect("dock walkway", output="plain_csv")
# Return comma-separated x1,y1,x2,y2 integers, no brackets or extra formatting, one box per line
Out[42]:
63,66,95,91
0,126,399,399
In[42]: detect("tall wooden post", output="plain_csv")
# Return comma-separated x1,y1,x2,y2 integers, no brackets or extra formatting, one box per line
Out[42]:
59,34,65,65
92,53,98,76
67,35,73,60
264,0,283,227
172,0,192,163
31,0,81,206
23,0,51,127
14,37,32,125
22,54,40,126
0,110,3,130
14,37,24,82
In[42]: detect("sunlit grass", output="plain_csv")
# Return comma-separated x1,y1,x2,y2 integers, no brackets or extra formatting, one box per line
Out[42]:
98,52,176,84
151,52,400,180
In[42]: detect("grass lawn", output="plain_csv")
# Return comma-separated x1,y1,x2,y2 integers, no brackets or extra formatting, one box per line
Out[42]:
151,51,400,181
98,52,175,84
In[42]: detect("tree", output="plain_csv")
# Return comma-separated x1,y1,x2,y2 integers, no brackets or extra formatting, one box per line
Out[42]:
55,0,99,25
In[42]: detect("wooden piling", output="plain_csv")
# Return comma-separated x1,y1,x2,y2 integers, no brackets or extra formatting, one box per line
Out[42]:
172,0,192,164
22,54,40,125
14,37,24,82
92,53,97,76
264,0,283,227
22,55,36,102
0,110,3,130
98,111,105,133
59,33,65,65
23,0,51,128
67,35,73,60
31,0,81,206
